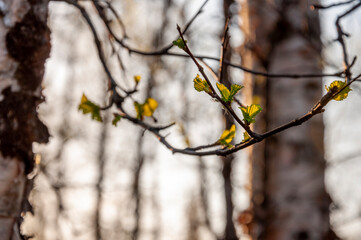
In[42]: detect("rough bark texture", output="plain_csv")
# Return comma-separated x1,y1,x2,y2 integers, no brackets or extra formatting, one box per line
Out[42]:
240,1,334,239
0,0,50,238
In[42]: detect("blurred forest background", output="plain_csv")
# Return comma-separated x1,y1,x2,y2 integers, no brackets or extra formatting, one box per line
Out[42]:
20,0,361,239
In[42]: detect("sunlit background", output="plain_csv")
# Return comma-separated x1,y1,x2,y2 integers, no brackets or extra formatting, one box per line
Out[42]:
22,0,361,239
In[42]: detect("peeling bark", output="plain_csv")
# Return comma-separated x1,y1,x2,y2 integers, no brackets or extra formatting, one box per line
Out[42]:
0,0,50,238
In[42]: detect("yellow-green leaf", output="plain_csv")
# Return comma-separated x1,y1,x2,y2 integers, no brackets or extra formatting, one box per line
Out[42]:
216,82,230,102
173,38,187,50
143,98,158,117
134,98,158,120
325,80,351,101
218,124,236,148
112,114,122,126
242,132,250,143
194,74,211,93
78,94,103,122
216,83,243,102
240,104,262,124
230,84,243,99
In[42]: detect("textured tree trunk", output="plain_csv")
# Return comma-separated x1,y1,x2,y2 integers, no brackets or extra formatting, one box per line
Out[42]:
0,0,50,239
240,1,335,239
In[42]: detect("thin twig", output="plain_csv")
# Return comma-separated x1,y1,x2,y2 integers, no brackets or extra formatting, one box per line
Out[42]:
335,2,361,82
311,0,356,10
176,25,260,139
219,17,230,83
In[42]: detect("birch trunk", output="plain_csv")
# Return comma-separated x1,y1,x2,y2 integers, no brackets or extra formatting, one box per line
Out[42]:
0,0,50,238
240,1,335,239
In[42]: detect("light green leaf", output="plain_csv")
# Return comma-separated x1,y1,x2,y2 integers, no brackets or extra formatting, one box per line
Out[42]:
229,84,243,99
78,94,102,122
325,80,351,101
194,74,211,93
218,124,236,148
242,132,250,143
240,104,262,124
172,38,187,50
216,83,243,102
216,82,230,102
112,114,122,126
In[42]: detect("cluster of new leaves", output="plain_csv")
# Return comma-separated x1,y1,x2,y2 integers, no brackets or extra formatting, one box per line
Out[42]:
79,94,102,122
218,124,236,148
240,104,262,125
73,0,359,157
216,83,243,103
325,80,352,101
134,98,158,120
191,72,260,147
79,75,158,125
194,74,211,93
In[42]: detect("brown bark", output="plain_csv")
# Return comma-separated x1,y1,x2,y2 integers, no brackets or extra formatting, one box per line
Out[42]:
241,1,334,239
0,0,50,238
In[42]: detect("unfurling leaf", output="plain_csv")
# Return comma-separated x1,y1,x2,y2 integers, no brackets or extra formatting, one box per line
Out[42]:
78,94,102,122
325,80,351,101
112,114,122,126
216,83,230,102
194,74,211,93
242,132,250,143
216,83,243,103
230,84,243,99
218,124,236,148
134,98,158,120
240,104,262,124
134,75,141,84
172,38,187,50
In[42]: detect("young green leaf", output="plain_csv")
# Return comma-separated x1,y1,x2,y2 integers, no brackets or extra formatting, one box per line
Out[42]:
112,114,122,126
172,38,187,50
229,84,243,100
240,104,262,124
216,83,230,102
242,132,250,143
218,124,236,148
216,83,243,103
134,98,158,120
194,74,211,93
325,80,351,101
78,94,103,122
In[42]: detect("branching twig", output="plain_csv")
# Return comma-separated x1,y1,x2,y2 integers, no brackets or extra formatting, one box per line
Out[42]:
176,25,260,139
52,0,361,157
311,0,356,10
334,2,361,82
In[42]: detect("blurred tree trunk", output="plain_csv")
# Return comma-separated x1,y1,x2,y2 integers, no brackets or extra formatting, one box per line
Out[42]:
240,1,335,239
0,0,50,239
221,0,237,239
